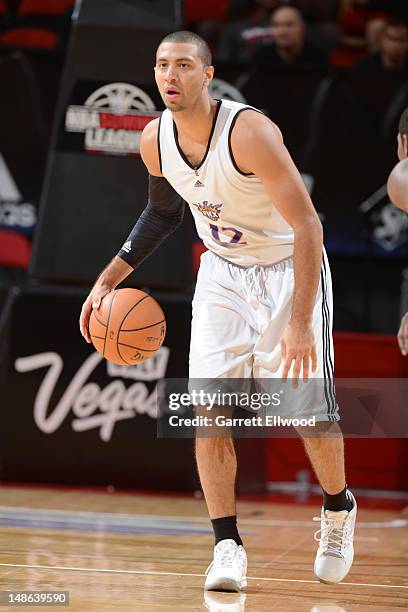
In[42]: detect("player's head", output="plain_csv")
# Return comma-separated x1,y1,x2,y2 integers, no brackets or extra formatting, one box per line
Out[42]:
398,107,408,160
270,5,305,51
155,31,214,112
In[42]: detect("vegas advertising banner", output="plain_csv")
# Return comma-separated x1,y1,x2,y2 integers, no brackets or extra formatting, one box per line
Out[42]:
0,285,196,489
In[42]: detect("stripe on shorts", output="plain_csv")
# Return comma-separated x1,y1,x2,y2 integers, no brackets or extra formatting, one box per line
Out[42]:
322,257,336,418
320,257,336,420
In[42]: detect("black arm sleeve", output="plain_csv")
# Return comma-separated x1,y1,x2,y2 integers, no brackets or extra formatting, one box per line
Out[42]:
117,174,185,269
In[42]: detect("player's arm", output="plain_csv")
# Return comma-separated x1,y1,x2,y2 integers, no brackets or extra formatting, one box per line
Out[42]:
398,312,408,356
389,159,408,356
387,159,408,213
80,118,184,343
232,111,323,380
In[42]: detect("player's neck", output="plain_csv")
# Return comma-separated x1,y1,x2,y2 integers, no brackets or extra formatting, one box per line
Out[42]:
172,96,218,144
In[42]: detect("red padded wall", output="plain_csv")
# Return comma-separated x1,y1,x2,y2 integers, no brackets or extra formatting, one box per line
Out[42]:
266,333,408,492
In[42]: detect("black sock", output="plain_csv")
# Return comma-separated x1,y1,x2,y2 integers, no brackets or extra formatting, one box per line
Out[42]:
323,485,353,512
211,515,243,546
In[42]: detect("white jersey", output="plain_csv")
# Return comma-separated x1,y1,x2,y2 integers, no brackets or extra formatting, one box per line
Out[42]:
158,98,294,267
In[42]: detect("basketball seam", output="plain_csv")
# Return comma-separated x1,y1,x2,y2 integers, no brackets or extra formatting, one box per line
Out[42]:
103,292,117,359
93,312,107,328
117,342,159,352
116,341,131,365
116,294,151,362
90,335,105,340
121,318,166,332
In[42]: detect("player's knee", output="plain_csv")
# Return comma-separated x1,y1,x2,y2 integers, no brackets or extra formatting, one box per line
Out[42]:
295,421,342,440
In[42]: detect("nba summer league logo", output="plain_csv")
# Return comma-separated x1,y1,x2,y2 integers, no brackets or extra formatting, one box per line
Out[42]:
14,348,170,442
64,82,160,156
63,78,245,157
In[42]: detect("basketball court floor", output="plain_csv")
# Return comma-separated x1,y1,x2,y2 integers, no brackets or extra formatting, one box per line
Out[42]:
0,486,406,611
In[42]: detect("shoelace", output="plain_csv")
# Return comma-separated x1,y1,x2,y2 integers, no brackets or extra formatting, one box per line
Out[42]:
205,545,240,574
313,514,350,557
218,547,236,568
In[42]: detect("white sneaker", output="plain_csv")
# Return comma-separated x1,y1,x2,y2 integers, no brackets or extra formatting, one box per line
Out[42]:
314,490,357,584
204,539,247,592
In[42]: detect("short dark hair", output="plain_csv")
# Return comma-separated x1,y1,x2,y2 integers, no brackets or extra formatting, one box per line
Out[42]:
158,30,212,67
399,107,408,137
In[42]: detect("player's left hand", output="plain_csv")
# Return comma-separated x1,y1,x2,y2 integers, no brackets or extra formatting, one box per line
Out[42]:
280,321,317,384
397,312,408,356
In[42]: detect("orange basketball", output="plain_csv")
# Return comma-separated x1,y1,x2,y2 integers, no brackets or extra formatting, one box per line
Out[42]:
89,288,166,365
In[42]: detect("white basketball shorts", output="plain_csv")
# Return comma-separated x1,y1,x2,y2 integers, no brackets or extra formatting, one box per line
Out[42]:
189,249,338,422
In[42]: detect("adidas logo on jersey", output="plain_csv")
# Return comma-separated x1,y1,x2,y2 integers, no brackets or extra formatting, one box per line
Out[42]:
194,179,205,188
122,240,132,253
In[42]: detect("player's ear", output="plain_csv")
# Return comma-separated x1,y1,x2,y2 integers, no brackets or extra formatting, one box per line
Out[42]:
203,65,214,87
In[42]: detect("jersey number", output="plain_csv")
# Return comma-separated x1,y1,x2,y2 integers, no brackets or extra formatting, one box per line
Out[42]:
210,224,246,245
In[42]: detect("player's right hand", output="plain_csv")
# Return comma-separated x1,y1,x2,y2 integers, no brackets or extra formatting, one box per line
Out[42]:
398,312,408,356
280,321,317,385
79,285,111,343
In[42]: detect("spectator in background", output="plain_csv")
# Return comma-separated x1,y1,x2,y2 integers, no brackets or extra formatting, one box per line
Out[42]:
253,5,330,67
216,0,280,64
355,18,408,73
365,17,386,52
339,0,408,57
292,0,341,50
334,0,389,66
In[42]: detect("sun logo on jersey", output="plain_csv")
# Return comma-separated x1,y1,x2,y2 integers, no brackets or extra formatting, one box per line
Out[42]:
192,201,223,221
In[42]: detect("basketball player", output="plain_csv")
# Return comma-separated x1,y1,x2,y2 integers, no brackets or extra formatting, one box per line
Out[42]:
79,31,357,591
387,107,408,356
